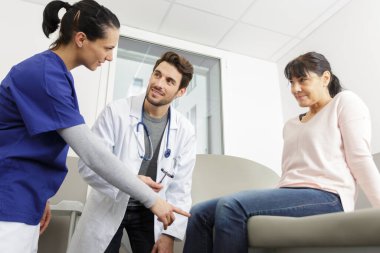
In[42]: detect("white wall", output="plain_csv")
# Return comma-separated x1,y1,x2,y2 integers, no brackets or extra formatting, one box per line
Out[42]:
0,1,49,78
222,53,283,174
277,0,380,154
1,1,283,174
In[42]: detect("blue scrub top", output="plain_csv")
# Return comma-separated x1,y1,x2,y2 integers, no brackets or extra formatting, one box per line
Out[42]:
0,50,85,225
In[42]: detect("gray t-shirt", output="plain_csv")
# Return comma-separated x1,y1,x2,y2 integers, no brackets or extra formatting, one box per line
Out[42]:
128,111,168,207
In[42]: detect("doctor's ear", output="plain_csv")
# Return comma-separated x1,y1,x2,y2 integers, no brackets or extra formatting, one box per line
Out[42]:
74,32,87,48
176,88,186,98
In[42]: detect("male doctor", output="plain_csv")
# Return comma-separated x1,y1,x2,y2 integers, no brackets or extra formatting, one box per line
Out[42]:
68,51,196,253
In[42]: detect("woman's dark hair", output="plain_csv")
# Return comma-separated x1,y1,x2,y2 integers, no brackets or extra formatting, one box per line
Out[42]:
42,0,120,49
153,51,194,90
284,52,343,97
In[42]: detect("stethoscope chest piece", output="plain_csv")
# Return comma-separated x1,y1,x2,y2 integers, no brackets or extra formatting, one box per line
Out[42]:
164,149,171,158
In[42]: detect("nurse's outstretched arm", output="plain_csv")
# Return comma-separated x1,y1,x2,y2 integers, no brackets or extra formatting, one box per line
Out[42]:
57,124,190,228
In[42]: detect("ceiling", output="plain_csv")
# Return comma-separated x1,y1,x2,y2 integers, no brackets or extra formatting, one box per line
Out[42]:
24,0,351,62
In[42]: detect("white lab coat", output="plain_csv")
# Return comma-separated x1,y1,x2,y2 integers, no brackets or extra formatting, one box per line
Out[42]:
67,94,196,253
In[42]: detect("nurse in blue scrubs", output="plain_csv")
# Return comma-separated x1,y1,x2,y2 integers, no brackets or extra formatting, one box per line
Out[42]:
0,1,189,252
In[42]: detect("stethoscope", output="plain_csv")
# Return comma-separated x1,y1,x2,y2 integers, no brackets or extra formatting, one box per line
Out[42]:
136,103,172,161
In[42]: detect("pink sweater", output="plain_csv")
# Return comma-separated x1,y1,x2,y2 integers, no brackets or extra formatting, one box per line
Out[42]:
278,90,380,211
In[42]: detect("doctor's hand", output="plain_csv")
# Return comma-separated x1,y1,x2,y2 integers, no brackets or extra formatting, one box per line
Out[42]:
150,197,190,230
39,201,51,235
151,234,174,253
138,175,163,192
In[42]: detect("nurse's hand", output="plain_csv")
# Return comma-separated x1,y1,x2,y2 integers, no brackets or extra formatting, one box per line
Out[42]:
150,198,190,230
138,175,163,192
39,201,51,235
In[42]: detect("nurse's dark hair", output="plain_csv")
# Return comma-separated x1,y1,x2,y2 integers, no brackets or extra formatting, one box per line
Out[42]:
42,0,120,49
153,51,194,90
284,52,343,97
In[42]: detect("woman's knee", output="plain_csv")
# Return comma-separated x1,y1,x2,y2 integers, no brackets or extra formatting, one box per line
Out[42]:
215,195,245,218
188,198,219,224
190,202,207,215
189,203,205,223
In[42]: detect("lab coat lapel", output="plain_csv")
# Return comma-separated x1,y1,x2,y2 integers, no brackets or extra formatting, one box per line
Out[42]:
130,94,146,153
158,107,178,161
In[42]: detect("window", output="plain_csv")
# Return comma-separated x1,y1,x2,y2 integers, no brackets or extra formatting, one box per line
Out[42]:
113,37,223,154
188,105,197,135
186,76,197,95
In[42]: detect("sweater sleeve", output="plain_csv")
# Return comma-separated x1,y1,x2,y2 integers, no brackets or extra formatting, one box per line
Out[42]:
338,92,380,207
77,105,120,200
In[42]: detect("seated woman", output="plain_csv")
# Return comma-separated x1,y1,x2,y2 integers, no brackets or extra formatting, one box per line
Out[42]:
183,52,380,253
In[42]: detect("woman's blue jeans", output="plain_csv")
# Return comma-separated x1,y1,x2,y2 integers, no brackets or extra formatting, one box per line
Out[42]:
183,187,343,253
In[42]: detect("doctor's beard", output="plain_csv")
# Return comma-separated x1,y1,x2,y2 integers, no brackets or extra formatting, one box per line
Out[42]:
145,90,176,107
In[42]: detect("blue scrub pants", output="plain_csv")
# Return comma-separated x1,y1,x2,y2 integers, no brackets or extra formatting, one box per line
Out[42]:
183,187,343,253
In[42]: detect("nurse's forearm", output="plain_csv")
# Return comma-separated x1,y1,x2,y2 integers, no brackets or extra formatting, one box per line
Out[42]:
57,124,157,208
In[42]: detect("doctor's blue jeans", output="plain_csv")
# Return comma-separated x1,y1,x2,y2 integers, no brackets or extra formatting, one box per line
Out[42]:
183,187,343,253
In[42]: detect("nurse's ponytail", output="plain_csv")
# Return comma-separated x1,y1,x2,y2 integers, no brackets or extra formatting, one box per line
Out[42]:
42,1,71,38
42,0,120,50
